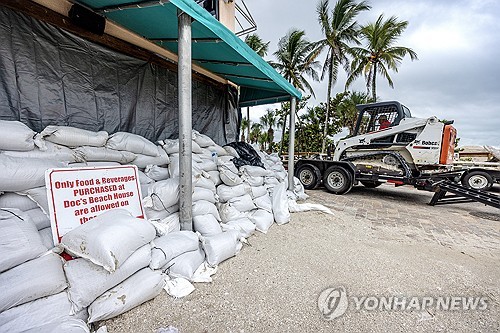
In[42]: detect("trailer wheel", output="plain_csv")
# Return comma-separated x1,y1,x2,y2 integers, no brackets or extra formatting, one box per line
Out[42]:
323,166,353,194
461,171,493,191
297,164,321,190
360,180,382,188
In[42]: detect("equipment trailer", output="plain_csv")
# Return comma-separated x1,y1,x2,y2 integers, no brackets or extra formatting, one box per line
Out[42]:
295,101,500,209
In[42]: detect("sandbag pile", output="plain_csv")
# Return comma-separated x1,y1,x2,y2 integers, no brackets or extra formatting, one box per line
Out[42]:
0,120,312,331
0,208,89,333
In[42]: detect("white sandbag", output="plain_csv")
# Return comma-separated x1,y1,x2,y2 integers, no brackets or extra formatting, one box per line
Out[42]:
206,170,221,186
220,218,256,238
145,205,175,221
241,174,264,187
164,277,195,298
0,120,36,151
149,212,181,237
206,144,228,157
192,130,215,147
275,171,288,182
24,207,50,230
228,194,257,212
223,145,239,158
106,132,159,156
216,183,251,203
39,227,54,249
0,208,47,273
61,210,155,272
192,186,216,203
272,182,291,225
145,165,170,181
192,200,221,221
193,214,222,236
64,244,151,314
191,153,203,163
240,165,272,177
37,125,108,148
150,231,200,269
0,155,64,192
160,139,202,154
0,192,38,211
131,146,170,168
143,178,179,211
265,176,280,185
219,167,243,186
196,158,218,172
88,268,165,323
0,253,67,313
217,155,234,164
250,185,268,199
218,202,249,223
253,193,273,213
137,170,154,185
18,186,49,214
248,209,274,233
292,176,309,201
3,141,78,162
69,161,121,167
194,174,217,193
166,246,205,281
201,230,242,267
22,318,90,333
72,146,136,164
0,292,86,333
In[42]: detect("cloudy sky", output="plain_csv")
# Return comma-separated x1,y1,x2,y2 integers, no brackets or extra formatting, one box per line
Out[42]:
240,0,500,147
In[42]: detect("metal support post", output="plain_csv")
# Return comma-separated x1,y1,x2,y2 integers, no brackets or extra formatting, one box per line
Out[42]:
288,97,296,190
178,11,193,230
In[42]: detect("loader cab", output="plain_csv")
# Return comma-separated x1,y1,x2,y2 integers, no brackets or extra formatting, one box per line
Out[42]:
353,101,411,136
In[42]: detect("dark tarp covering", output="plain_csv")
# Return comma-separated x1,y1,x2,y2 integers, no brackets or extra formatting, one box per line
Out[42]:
0,6,238,145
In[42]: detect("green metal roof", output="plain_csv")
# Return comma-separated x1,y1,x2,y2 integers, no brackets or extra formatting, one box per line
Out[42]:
75,0,301,107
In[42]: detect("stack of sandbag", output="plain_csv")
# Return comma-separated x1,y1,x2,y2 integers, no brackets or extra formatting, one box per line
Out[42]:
216,147,277,234
150,230,205,281
60,209,163,324
0,208,88,333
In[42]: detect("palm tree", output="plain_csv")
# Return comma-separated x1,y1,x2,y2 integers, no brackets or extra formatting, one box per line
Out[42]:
244,33,270,144
316,0,371,154
240,118,250,142
270,29,320,156
250,123,263,144
271,29,321,96
245,33,270,57
259,109,277,152
346,14,418,101
335,91,370,135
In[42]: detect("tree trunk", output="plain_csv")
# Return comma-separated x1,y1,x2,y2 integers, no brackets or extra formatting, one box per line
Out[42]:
279,113,287,156
321,56,334,154
372,62,377,102
246,107,250,143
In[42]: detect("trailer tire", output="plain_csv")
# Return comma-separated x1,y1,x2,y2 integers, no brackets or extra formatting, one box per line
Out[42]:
461,171,493,191
323,166,353,195
360,180,382,188
296,164,321,190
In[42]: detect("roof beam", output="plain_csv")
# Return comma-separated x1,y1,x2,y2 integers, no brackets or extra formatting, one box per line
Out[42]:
97,0,170,13
193,59,254,66
152,37,223,43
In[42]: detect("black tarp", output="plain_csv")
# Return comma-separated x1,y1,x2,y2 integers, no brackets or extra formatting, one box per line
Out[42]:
0,6,238,145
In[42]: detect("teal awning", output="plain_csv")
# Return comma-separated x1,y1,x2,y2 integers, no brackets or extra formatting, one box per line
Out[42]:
74,0,301,107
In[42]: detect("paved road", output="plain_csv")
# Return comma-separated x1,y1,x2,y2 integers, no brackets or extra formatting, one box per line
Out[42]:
102,184,500,333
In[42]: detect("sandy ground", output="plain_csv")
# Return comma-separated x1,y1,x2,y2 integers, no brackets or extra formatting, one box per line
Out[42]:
99,184,500,333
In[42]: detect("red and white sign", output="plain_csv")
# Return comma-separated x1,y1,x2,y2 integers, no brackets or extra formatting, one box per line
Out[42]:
45,165,145,244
